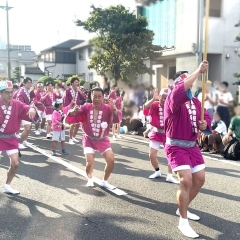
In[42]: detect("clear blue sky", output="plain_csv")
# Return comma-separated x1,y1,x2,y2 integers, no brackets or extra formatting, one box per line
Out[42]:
0,0,136,53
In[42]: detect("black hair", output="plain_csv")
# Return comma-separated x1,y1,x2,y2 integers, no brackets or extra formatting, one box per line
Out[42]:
116,89,120,96
23,77,32,84
13,84,19,89
54,102,62,109
221,81,229,88
172,71,188,81
91,87,104,95
20,83,24,87
104,76,108,82
70,77,79,85
46,82,53,86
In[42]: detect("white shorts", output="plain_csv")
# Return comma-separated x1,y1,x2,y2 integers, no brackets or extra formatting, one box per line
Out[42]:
83,147,112,155
52,130,65,141
37,110,46,119
0,149,18,156
46,114,52,121
172,164,205,174
149,140,162,150
21,120,32,126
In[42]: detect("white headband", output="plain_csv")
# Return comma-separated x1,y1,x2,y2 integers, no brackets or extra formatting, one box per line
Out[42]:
0,81,13,91
159,88,170,96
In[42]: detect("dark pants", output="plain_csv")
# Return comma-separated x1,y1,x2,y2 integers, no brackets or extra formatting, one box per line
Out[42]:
217,106,230,128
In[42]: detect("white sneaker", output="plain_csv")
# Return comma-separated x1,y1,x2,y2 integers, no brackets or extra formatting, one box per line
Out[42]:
46,133,52,139
116,135,122,139
3,184,20,194
19,143,27,149
101,181,116,190
69,139,75,145
166,175,179,184
23,141,33,146
178,224,199,238
148,170,161,179
176,209,200,221
87,178,94,187
35,130,41,136
72,137,79,143
112,136,117,141
40,129,46,133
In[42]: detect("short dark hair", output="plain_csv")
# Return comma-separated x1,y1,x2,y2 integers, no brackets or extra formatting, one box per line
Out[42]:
221,81,229,88
24,77,32,84
54,102,62,109
91,87,104,95
116,89,120,96
46,82,53,86
172,71,188,81
13,84,19,90
71,77,79,85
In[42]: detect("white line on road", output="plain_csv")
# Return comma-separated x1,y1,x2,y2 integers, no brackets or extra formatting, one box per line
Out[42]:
27,144,127,196
119,135,240,168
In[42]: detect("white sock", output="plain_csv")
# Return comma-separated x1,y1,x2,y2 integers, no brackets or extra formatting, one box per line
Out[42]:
179,217,189,226
4,184,10,187
167,173,172,178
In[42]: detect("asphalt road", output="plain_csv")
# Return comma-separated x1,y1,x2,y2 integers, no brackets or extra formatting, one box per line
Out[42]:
0,130,240,240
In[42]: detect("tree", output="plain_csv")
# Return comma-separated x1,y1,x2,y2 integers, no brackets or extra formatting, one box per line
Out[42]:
233,21,240,85
13,67,20,83
38,76,60,86
76,5,163,84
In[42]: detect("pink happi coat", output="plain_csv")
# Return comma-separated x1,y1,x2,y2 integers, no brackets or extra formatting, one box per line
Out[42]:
67,103,119,138
109,91,116,100
42,92,60,115
16,88,33,105
145,101,166,143
51,106,72,131
114,96,122,122
164,81,212,168
63,87,85,107
33,90,46,112
0,98,31,150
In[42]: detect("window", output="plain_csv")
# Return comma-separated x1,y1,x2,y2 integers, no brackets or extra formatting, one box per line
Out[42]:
56,52,76,64
140,0,176,47
205,0,222,18
79,49,85,60
0,63,5,72
88,47,93,58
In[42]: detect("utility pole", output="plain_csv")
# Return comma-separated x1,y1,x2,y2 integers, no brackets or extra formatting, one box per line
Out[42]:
0,0,13,80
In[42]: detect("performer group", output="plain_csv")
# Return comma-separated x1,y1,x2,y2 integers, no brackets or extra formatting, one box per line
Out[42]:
0,60,209,238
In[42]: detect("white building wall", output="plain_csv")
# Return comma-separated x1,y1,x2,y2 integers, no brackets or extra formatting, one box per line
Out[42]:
76,48,101,83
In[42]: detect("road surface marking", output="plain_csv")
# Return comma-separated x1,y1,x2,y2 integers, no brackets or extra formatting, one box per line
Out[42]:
27,144,127,196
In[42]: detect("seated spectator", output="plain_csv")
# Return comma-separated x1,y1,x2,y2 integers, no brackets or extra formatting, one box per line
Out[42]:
199,112,227,154
222,106,240,146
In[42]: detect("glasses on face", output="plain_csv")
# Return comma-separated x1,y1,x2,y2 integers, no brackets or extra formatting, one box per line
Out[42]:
3,90,14,95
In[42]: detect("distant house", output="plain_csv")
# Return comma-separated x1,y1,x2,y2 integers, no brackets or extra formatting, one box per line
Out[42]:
0,49,36,79
71,41,101,83
21,66,44,82
34,39,84,81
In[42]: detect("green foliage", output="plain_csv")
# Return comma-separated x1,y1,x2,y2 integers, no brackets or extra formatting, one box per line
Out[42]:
76,5,163,84
66,75,84,86
233,21,240,85
13,67,20,82
38,76,62,86
0,76,7,81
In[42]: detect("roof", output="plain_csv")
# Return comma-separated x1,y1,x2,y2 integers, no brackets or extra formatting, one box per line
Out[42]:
71,41,92,50
0,49,36,61
25,66,44,75
40,39,84,52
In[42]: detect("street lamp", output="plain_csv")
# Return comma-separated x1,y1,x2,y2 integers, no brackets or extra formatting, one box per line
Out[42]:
0,0,13,80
